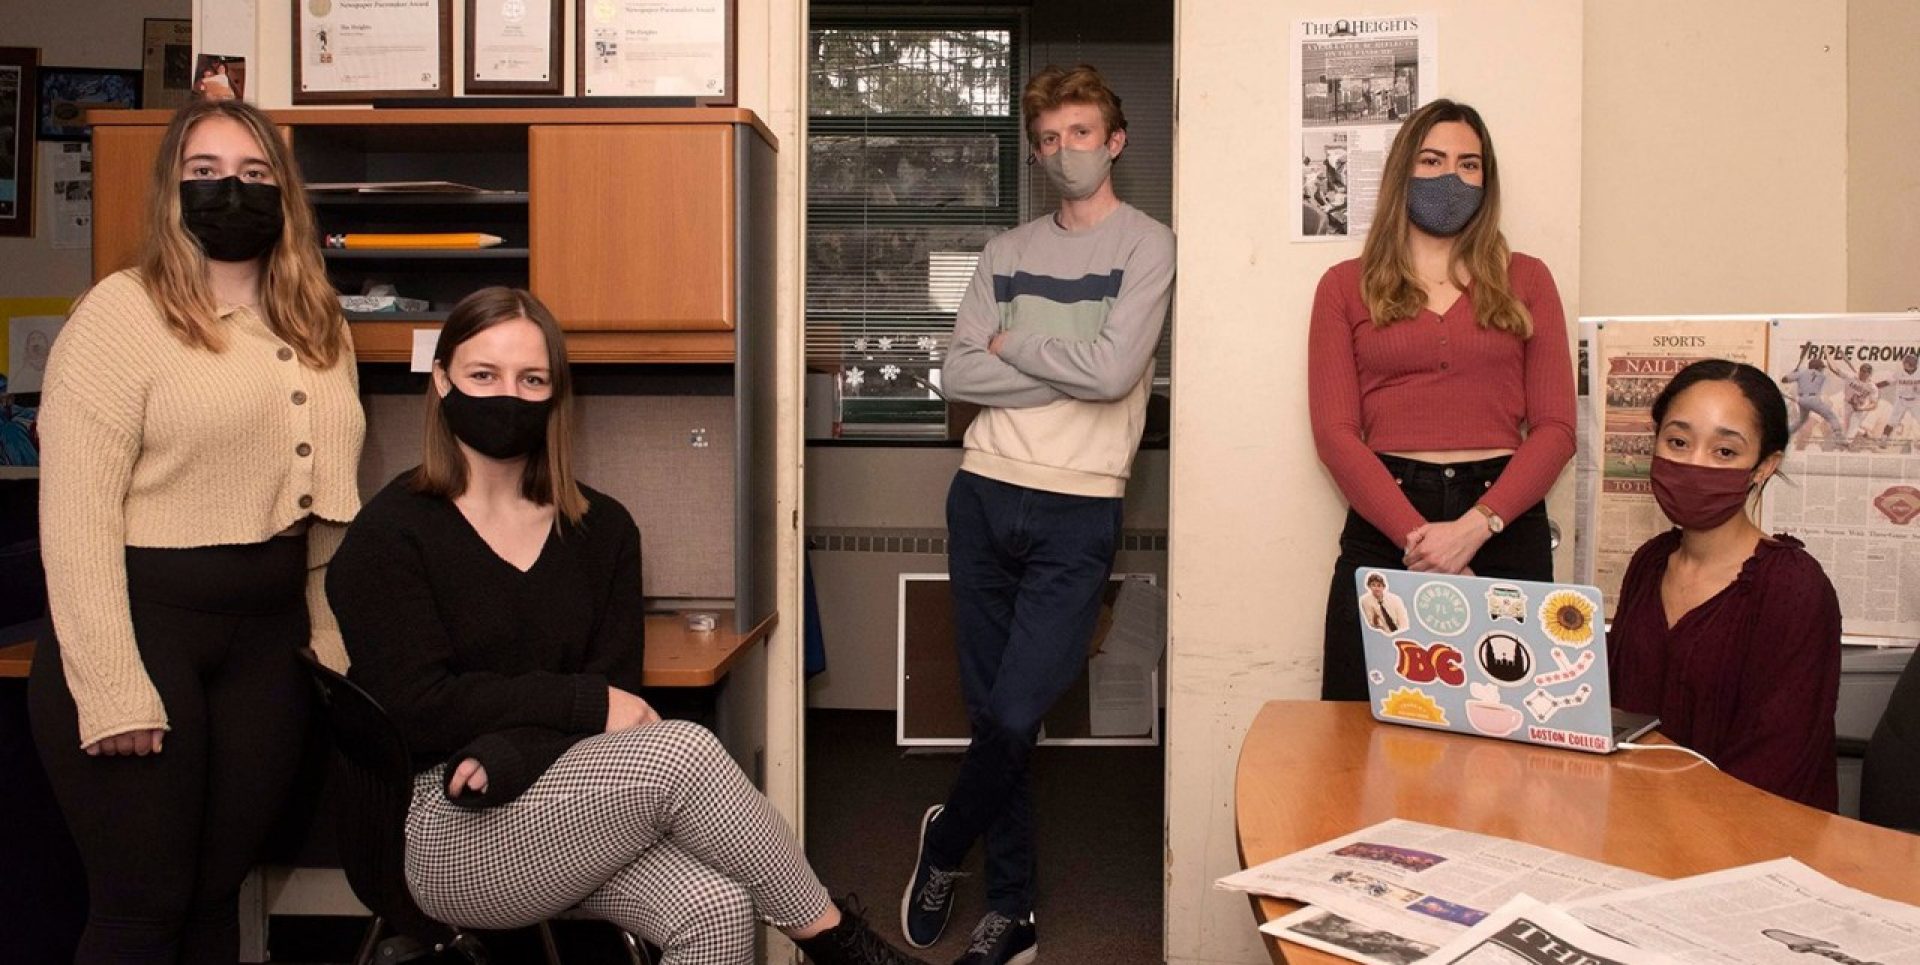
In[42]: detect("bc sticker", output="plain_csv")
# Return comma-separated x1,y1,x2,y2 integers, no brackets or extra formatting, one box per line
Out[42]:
1413,581,1471,637
1484,583,1528,623
1475,631,1533,686
1379,686,1448,726
1538,590,1598,647
1394,640,1465,687
1464,682,1523,737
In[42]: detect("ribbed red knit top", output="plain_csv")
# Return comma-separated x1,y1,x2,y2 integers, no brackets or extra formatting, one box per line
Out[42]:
1309,253,1576,547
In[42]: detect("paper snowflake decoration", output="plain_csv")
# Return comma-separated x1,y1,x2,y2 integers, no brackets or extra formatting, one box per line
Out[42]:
881,364,901,381
844,367,866,389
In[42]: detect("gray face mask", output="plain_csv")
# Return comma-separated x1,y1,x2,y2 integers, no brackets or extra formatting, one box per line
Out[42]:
1039,145,1113,201
1406,173,1484,237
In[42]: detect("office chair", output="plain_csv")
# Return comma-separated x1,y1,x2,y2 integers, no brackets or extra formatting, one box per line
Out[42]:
298,649,652,965
1860,647,1920,834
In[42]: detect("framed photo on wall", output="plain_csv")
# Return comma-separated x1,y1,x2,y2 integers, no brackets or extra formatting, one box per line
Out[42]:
36,67,141,143
294,0,452,104
0,48,38,238
576,0,735,104
466,0,563,95
142,19,196,111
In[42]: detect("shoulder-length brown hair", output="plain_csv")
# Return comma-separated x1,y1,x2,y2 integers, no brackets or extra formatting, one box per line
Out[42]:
139,100,347,368
1359,98,1531,338
410,287,588,525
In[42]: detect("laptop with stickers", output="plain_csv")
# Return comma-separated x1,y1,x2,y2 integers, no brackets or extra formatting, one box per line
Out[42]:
1352,569,1658,754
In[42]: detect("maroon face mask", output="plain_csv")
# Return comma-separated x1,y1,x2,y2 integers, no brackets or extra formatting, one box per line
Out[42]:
1649,456,1755,530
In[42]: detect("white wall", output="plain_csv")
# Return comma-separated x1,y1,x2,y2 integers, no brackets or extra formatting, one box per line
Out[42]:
1582,0,1848,316
1848,0,1920,312
0,0,191,298
1167,4,1585,962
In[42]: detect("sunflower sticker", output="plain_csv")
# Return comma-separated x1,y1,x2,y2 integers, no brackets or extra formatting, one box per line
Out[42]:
1539,590,1597,647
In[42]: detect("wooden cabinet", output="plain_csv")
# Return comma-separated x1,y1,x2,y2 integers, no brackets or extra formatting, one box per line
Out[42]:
530,125,737,331
86,109,777,363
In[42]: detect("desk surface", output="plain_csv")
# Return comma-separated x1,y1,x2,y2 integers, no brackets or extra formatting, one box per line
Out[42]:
0,611,772,688
1234,701,1920,965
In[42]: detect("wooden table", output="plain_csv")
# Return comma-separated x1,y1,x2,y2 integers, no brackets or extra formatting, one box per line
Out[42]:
0,610,773,687
1234,701,1920,965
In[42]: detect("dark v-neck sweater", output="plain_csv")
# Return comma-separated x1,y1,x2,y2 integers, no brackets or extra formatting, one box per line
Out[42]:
327,472,646,808
1608,529,1841,810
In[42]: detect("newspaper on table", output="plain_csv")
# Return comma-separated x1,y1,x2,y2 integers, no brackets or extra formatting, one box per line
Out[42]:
1266,906,1439,965
1565,858,1920,964
1415,895,1683,965
1217,819,1658,948
1763,319,1920,639
1292,15,1438,242
1589,320,1769,612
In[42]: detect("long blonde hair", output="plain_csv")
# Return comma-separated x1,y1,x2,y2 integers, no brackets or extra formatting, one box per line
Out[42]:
410,287,589,526
139,100,346,368
1359,99,1531,338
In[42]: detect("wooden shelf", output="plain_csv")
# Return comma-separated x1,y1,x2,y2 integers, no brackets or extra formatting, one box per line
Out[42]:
348,319,736,364
91,107,778,150
310,192,530,206
0,610,774,686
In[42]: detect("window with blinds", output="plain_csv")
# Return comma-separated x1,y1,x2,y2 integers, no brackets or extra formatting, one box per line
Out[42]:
806,15,1024,436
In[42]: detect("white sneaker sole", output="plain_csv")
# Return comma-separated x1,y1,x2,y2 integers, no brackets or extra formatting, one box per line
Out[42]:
900,804,946,948
1004,946,1038,965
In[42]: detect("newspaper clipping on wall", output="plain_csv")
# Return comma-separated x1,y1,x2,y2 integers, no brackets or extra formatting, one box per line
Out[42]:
1573,322,1599,585
1590,321,1768,612
1566,859,1920,964
1217,819,1657,950
1764,319,1920,640
1292,15,1438,242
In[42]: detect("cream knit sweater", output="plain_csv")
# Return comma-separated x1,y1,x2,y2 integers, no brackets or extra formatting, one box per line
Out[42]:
39,270,364,747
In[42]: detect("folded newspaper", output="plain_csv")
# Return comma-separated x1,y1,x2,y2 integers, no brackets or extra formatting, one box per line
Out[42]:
1225,823,1920,965
1218,819,1658,948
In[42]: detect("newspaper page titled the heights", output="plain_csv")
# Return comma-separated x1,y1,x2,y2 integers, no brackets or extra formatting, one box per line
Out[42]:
1293,15,1438,242
1590,321,1769,613
1764,319,1920,640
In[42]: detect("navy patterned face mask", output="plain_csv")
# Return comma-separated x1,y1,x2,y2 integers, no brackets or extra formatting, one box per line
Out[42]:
1406,173,1483,237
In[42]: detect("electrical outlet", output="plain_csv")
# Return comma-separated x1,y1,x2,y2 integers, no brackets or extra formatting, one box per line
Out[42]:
689,427,710,448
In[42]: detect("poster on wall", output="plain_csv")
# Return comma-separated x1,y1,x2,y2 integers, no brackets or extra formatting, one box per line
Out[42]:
1764,319,1920,640
1590,320,1768,611
0,48,36,238
294,0,452,103
143,19,196,111
1291,14,1437,242
36,67,140,142
578,0,734,103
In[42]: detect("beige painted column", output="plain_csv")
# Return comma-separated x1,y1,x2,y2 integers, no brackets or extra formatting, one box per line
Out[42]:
1847,0,1920,313
1167,4,1583,962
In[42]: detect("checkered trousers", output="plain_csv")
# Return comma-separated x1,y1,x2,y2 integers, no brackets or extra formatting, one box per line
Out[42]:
405,719,832,965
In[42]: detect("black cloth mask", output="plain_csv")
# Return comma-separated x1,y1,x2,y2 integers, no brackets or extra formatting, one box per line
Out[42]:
440,383,552,460
1405,173,1484,238
179,177,284,262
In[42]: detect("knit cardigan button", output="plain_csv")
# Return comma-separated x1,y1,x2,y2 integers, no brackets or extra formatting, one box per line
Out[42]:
277,347,293,361
291,390,308,405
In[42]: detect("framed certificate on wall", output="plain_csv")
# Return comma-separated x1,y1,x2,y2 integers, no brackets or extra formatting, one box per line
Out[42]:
576,0,735,104
294,0,453,104
466,0,562,94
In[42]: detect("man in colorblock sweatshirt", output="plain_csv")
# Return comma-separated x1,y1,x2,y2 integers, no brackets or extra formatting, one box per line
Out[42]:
900,65,1175,965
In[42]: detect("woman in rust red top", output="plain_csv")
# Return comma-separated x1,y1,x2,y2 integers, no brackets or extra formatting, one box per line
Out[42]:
1609,360,1841,810
1310,99,1575,700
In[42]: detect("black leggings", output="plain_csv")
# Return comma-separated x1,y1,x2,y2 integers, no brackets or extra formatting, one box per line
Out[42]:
28,537,312,965
1322,455,1553,701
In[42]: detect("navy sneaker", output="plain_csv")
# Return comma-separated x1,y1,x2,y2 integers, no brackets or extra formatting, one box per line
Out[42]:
901,805,966,947
952,912,1036,965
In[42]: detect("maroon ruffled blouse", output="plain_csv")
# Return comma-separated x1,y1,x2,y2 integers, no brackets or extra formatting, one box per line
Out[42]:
1608,530,1842,810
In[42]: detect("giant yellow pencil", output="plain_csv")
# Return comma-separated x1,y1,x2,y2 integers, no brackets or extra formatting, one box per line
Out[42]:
323,233,504,249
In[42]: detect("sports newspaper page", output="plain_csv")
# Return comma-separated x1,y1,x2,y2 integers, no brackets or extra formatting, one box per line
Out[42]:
1293,15,1437,242
1763,319,1920,639
1217,819,1656,950
1590,321,1768,613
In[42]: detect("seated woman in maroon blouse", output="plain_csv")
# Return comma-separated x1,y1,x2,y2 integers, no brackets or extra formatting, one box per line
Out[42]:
1609,359,1841,810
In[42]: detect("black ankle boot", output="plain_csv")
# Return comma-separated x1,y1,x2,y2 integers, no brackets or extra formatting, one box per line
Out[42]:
797,897,931,965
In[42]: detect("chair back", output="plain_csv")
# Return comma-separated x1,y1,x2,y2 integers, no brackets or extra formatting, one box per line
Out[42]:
297,649,456,946
1861,648,1920,833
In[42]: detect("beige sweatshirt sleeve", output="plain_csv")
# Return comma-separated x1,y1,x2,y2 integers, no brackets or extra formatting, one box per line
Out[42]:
38,283,169,747
306,518,350,673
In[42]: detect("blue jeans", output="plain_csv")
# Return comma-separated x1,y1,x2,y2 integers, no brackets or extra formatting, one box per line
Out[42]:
925,470,1123,917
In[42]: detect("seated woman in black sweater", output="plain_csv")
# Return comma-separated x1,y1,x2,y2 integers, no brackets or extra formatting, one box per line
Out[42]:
327,288,921,965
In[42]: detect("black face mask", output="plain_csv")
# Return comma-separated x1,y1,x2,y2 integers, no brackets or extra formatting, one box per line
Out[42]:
179,177,284,262
440,382,552,460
